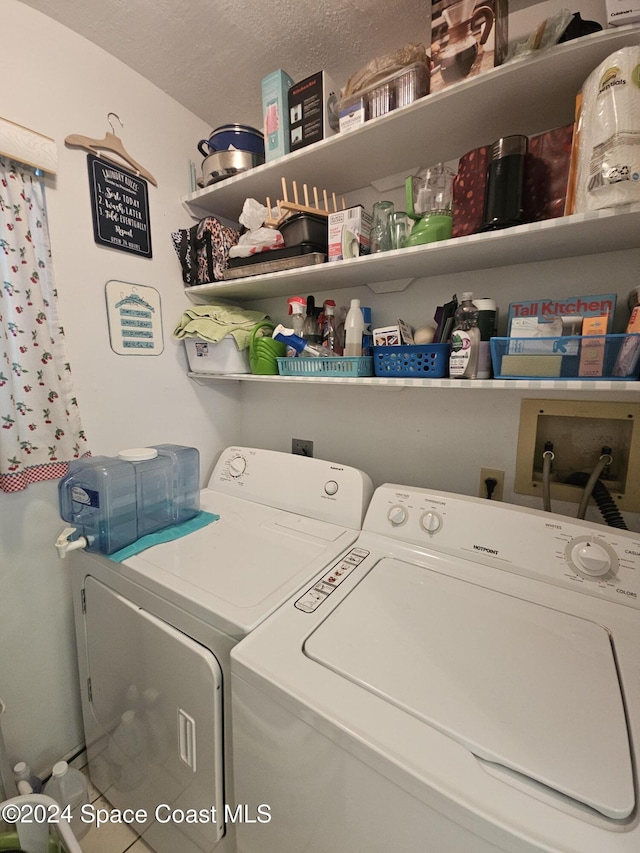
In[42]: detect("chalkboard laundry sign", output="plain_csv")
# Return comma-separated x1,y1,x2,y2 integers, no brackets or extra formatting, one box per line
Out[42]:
87,153,152,257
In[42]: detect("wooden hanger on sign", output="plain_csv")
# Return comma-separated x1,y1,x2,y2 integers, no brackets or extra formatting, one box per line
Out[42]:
65,113,157,186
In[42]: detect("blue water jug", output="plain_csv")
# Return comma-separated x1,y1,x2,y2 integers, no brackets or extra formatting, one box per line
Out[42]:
58,445,200,555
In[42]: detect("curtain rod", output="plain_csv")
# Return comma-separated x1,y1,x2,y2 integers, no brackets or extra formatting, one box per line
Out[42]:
0,116,57,174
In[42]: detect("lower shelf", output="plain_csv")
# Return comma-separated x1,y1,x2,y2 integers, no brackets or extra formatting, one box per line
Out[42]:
187,372,640,392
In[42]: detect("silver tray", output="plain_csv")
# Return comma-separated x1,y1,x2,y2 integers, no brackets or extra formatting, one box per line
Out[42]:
222,252,326,280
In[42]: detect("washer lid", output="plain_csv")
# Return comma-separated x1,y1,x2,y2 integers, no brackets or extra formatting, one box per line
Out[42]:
303,557,635,820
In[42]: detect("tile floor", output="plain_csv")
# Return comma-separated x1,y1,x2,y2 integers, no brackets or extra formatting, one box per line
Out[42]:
75,759,153,853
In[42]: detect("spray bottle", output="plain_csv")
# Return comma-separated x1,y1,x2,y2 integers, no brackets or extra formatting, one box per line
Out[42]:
286,296,306,356
272,325,339,357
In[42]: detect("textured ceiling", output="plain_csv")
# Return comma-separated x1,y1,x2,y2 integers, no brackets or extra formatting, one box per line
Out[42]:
19,0,431,130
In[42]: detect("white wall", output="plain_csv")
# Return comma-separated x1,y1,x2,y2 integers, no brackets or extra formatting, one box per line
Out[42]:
240,245,640,519
0,0,240,779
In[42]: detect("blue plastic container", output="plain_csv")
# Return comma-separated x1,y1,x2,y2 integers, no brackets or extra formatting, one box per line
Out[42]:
373,344,450,377
58,445,200,555
58,456,138,555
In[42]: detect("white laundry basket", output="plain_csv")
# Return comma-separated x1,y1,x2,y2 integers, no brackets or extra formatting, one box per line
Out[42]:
0,792,84,853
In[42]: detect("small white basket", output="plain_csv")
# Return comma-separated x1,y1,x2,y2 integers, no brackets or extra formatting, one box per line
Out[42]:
185,337,250,374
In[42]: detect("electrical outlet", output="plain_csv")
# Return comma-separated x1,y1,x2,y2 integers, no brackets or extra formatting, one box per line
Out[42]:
479,468,504,501
292,438,313,457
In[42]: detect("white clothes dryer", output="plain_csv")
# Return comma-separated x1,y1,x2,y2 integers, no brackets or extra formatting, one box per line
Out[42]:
68,446,373,853
231,484,640,853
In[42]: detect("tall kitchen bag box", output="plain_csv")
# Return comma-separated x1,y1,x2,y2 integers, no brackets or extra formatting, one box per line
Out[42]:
430,0,508,94
288,71,339,152
262,69,295,162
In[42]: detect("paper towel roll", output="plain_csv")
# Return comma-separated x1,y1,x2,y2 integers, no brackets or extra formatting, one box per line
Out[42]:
574,46,640,212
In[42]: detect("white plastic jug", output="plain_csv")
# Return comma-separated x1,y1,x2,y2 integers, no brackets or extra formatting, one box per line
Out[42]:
43,761,90,840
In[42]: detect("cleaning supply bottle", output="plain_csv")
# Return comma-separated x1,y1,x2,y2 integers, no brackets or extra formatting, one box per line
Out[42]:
287,296,306,337
13,760,43,793
449,292,480,379
344,299,365,357
322,300,337,352
272,325,339,357
303,295,322,343
43,761,90,839
286,296,307,356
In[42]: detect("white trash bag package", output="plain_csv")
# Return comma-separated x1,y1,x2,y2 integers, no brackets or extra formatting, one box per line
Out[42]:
574,46,640,212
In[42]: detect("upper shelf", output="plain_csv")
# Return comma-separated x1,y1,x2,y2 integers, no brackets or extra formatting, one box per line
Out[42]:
184,202,640,302
182,26,640,223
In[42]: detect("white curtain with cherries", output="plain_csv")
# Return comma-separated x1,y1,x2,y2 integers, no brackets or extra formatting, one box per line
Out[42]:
0,156,89,492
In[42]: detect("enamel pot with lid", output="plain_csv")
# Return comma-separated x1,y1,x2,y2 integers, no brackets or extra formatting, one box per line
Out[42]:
197,124,265,158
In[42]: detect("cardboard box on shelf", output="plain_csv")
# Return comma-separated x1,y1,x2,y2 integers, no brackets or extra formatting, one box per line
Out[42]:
507,293,616,356
606,0,640,26
508,293,616,335
578,315,609,377
262,69,295,163
430,0,508,94
328,206,372,262
373,320,415,347
288,71,340,152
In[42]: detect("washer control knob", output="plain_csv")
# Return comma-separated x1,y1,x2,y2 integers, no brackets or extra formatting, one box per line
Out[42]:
228,455,247,478
324,480,339,496
420,511,443,534
571,541,611,577
387,504,408,527
565,537,618,580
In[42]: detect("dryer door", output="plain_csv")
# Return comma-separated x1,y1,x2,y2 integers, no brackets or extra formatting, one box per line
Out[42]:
82,576,224,852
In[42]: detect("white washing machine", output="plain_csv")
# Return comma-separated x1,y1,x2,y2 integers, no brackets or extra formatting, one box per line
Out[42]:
231,484,640,853
68,446,373,853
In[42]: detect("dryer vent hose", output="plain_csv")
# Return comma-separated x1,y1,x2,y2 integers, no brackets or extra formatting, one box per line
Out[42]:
565,472,628,529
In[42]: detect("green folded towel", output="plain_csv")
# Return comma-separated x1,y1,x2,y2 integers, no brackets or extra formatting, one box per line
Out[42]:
173,303,267,350
109,511,220,562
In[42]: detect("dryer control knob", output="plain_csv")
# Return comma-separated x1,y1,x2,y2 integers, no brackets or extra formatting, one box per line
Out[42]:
324,480,339,496
228,455,247,477
420,511,442,534
566,537,617,580
387,505,408,526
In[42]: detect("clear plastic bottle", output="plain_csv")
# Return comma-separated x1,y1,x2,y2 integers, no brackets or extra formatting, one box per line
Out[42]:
303,295,322,343
272,325,339,357
43,761,90,839
13,760,43,793
286,296,306,357
344,299,365,357
287,296,306,337
322,300,337,352
108,709,148,791
449,292,481,379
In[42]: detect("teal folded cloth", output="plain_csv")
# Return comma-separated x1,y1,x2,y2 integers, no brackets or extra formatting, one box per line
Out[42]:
173,303,267,350
109,511,220,563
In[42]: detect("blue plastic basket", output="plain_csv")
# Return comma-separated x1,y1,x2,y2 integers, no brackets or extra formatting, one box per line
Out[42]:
373,344,450,378
277,356,373,377
490,334,640,380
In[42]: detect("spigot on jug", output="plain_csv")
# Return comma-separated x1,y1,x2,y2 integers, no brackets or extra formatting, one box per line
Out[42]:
55,527,88,560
